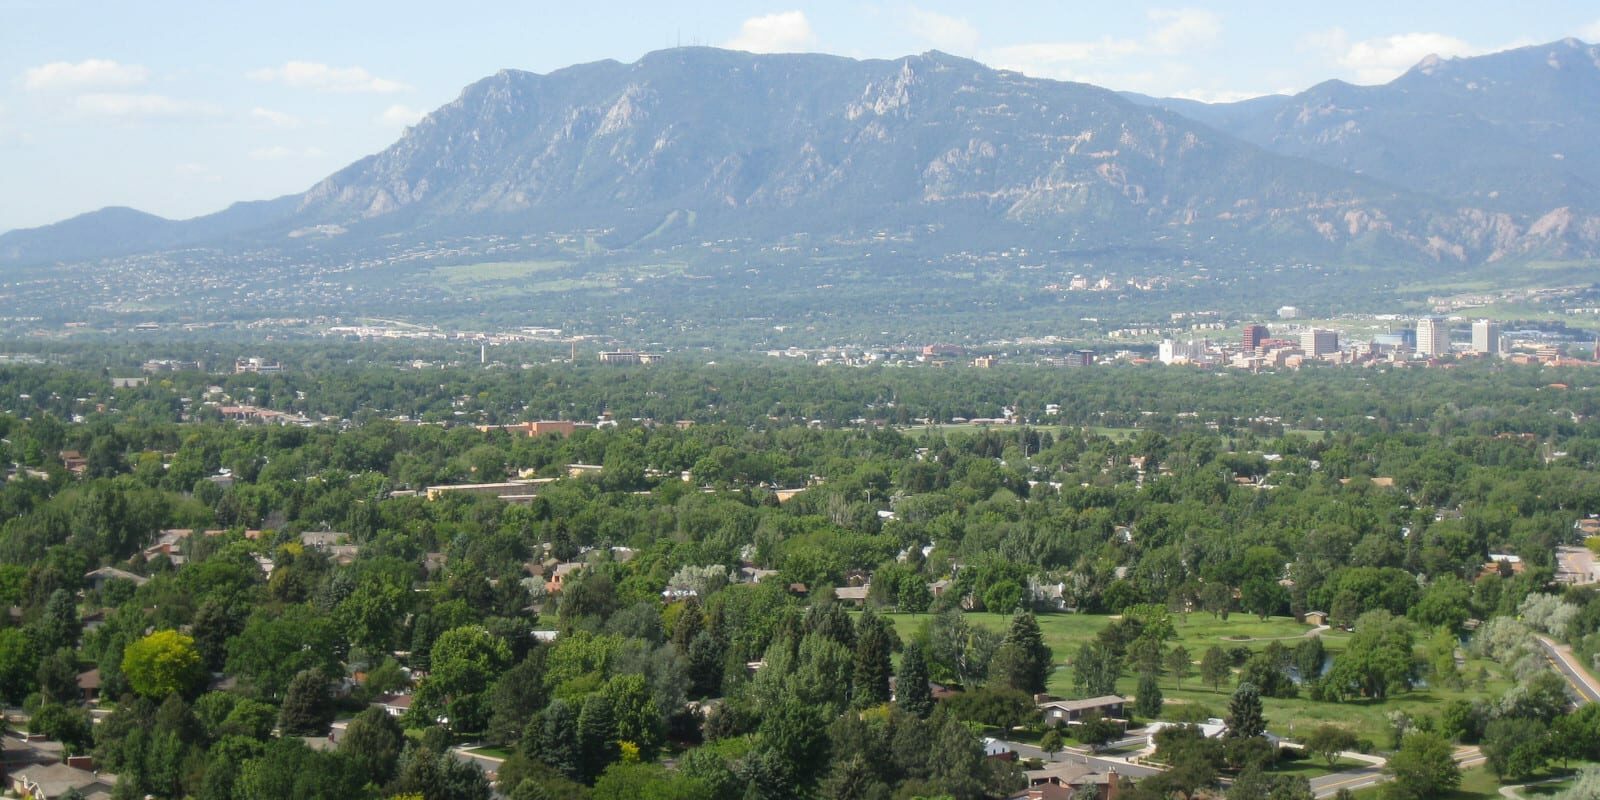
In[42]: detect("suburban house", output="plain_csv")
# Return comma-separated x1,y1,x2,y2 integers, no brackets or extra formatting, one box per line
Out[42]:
76,669,101,704
299,531,349,550
142,528,193,563
833,585,870,606
83,566,147,592
888,676,959,703
1039,695,1128,726
10,761,115,800
545,562,585,594
1013,762,1121,800
372,693,413,717
982,737,1017,761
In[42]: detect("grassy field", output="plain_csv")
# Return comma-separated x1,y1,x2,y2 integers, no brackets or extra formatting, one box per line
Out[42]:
880,610,1516,747
430,260,571,285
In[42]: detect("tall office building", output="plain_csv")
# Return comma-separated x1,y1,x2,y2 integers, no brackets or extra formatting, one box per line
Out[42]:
1416,316,1450,357
1301,328,1339,357
1471,319,1503,356
1242,324,1268,352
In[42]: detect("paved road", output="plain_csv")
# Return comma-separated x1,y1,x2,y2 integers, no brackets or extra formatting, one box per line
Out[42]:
993,737,1164,779
1310,761,1387,797
1537,635,1600,705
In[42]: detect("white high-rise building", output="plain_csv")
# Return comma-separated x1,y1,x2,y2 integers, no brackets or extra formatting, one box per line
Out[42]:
1416,317,1450,357
1301,328,1339,357
1158,339,1208,364
1471,319,1503,356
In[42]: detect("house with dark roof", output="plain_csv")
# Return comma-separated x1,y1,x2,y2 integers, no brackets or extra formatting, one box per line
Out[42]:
1038,695,1128,726
1012,761,1121,800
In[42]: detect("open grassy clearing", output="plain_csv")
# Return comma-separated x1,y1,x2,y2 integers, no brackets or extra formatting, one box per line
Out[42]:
429,260,571,285
880,610,1515,746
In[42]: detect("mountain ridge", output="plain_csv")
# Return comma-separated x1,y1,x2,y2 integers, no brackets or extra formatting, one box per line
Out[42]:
5,42,1599,268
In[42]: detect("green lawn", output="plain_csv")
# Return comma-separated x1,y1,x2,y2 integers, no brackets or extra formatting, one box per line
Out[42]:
878,609,1517,747
1264,756,1364,780
1349,766,1502,800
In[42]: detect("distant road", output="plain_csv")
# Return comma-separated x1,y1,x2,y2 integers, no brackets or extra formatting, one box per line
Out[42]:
1537,635,1600,705
993,737,1164,780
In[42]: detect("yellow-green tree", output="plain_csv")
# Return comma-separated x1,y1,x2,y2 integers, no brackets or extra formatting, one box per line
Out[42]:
122,630,204,698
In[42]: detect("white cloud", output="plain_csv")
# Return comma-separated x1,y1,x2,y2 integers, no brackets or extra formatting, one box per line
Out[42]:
724,11,817,54
988,7,1221,84
23,59,149,92
905,7,980,53
249,107,302,128
1146,8,1222,52
73,93,220,119
378,104,426,127
247,61,408,93
1578,19,1600,41
248,145,326,161
1301,28,1481,84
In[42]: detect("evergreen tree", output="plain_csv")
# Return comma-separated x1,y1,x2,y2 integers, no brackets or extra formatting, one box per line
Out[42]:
527,698,581,781
340,707,405,784
820,753,891,800
989,611,1050,695
1136,672,1164,719
1226,681,1265,739
852,608,894,707
277,669,331,736
928,710,985,800
577,692,618,783
486,652,549,747
686,630,725,699
895,641,935,719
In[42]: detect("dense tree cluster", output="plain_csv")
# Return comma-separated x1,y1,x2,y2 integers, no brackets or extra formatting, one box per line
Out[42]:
0,359,1597,797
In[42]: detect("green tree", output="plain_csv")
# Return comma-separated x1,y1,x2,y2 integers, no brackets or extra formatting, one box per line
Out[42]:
1383,732,1460,800
486,653,549,747
1302,724,1358,769
0,627,39,703
1040,728,1064,761
1483,717,1551,782
1135,672,1164,719
277,669,332,735
991,611,1053,695
852,608,894,707
122,629,204,699
1200,645,1231,692
896,641,935,719
1326,611,1413,700
1071,641,1121,698
338,706,405,785
30,702,94,754
577,692,619,783
526,698,582,781
1077,711,1121,751
1226,682,1265,739
414,625,512,733
1165,645,1192,690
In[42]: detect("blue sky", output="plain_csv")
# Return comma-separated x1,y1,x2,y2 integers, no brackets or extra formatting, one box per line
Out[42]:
3,1,1598,233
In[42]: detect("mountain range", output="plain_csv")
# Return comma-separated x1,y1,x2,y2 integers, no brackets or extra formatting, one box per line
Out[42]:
5,40,1600,268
